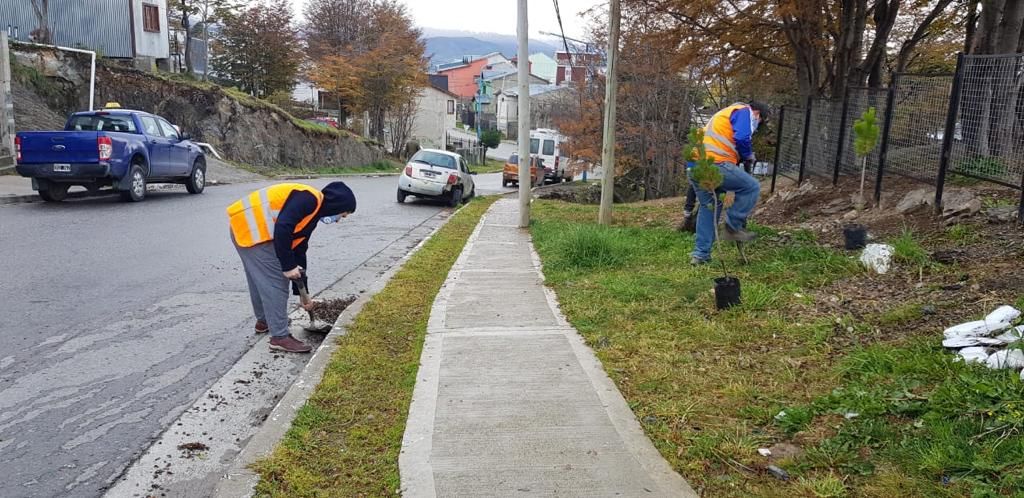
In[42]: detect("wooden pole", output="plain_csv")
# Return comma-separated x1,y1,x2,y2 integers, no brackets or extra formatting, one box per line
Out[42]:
598,0,621,225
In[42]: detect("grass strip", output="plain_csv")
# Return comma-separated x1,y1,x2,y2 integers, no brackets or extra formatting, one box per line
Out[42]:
252,196,497,497
529,199,1024,497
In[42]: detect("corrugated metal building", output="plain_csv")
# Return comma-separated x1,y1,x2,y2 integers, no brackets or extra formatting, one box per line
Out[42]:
0,0,168,63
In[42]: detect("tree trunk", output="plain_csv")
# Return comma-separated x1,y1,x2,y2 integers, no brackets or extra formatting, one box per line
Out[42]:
182,9,194,74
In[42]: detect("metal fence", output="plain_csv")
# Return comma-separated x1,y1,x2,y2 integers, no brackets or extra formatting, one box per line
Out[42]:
771,52,1024,223
445,133,486,166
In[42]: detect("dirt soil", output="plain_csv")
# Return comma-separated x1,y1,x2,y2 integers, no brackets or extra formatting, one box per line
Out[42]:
308,296,356,324
753,175,1024,344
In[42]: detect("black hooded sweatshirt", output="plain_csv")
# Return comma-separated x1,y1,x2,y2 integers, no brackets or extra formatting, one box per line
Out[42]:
271,181,357,274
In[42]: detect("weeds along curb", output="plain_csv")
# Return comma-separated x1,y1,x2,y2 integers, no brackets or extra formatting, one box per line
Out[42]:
212,204,469,498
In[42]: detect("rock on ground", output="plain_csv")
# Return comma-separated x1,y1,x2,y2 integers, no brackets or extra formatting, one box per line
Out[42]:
896,188,934,215
941,189,982,221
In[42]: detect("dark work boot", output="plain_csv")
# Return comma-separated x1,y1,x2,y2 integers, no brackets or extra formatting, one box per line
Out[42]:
721,223,757,243
269,335,312,353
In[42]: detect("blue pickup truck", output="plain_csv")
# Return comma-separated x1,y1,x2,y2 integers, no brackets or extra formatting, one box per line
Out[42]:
15,107,207,202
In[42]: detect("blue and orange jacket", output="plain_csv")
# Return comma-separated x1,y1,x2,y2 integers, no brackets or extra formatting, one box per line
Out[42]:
703,103,760,164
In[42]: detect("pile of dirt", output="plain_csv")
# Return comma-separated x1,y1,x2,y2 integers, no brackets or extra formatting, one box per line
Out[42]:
308,296,356,324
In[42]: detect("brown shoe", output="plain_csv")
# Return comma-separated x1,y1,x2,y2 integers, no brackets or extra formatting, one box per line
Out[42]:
255,320,269,334
269,335,312,353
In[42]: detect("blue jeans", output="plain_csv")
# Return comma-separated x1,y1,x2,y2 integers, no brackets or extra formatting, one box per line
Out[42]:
690,162,761,261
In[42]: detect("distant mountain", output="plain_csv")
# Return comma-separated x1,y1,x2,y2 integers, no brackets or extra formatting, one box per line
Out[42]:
423,31,562,66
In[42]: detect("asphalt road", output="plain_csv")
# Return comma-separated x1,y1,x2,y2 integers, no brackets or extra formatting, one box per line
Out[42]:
0,174,508,498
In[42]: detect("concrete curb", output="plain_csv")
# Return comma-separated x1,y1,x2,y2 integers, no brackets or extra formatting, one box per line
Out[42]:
273,172,400,180
212,206,464,498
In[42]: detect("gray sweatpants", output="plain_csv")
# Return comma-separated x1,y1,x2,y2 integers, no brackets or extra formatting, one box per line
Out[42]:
232,233,291,338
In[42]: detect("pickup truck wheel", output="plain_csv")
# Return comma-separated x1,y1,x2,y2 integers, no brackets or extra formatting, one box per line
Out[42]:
38,183,69,202
186,160,206,194
120,165,147,202
448,187,462,208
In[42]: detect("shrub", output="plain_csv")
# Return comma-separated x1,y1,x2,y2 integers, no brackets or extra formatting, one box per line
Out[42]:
480,129,502,149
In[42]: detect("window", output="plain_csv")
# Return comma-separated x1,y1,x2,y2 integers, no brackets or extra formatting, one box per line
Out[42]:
447,100,455,115
139,116,161,136
157,118,180,140
68,114,137,133
542,139,555,156
508,153,519,165
529,138,539,154
143,4,161,33
410,150,457,170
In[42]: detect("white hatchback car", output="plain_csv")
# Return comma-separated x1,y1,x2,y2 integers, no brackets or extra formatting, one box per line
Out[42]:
397,148,477,207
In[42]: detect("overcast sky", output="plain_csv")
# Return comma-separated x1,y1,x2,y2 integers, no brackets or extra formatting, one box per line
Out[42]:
288,0,600,40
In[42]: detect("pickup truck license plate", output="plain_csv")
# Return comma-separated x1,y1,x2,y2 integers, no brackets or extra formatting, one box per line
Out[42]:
53,163,72,172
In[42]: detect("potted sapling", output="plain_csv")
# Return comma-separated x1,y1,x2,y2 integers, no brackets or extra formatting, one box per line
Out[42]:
684,127,741,310
846,106,880,249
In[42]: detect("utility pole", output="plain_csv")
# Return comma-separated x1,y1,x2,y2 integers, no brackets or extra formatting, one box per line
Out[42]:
598,0,621,225
516,0,530,227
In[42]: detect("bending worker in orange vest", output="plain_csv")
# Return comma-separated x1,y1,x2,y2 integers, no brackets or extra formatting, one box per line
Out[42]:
227,182,357,353
689,101,769,265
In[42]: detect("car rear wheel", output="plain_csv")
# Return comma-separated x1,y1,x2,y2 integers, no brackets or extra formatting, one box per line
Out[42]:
396,188,408,203
448,187,462,207
120,165,147,202
186,159,206,194
38,183,69,202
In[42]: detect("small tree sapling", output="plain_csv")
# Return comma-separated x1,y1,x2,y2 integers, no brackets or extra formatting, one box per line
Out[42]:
853,107,880,209
684,127,729,275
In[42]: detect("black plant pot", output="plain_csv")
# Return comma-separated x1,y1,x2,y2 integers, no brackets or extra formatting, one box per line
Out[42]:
843,224,867,250
714,276,742,310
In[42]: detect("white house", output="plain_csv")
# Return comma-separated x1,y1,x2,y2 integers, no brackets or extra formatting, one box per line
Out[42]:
496,84,575,132
411,82,458,149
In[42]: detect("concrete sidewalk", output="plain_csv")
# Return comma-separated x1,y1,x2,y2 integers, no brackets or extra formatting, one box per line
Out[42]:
400,198,696,497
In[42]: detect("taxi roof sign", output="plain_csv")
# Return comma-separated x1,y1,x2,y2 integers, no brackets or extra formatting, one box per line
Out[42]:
103,102,122,109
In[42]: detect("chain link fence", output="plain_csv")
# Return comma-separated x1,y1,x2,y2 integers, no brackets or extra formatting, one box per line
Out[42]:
950,55,1024,188
771,53,1024,223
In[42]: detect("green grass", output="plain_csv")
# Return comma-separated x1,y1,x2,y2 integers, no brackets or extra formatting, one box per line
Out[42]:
472,158,506,174
529,198,1024,497
945,224,981,246
890,228,931,267
252,196,498,496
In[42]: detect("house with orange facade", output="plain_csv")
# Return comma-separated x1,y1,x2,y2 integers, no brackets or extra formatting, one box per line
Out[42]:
434,52,510,98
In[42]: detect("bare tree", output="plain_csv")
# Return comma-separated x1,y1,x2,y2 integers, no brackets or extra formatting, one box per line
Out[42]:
30,0,51,44
386,92,418,158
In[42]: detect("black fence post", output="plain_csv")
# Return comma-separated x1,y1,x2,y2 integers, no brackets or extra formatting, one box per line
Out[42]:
936,53,967,216
1018,171,1024,226
832,89,852,186
771,105,786,194
874,83,898,206
797,98,813,185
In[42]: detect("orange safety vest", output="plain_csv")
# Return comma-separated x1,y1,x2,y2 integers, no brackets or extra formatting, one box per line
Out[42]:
226,183,324,249
703,103,749,164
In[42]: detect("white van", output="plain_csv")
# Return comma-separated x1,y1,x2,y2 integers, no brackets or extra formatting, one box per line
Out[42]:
529,128,571,183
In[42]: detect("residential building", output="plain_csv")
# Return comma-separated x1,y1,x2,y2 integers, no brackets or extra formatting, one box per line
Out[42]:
411,81,458,149
495,84,575,137
434,52,510,99
529,53,557,83
476,65,548,115
555,50,603,86
0,0,170,69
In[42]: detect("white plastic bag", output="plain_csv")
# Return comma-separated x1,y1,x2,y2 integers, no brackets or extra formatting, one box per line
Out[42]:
943,306,1020,339
994,326,1024,344
958,347,990,364
986,305,1021,324
985,349,1024,370
859,244,894,274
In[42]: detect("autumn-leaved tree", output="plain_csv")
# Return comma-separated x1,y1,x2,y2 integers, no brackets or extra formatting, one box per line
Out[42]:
308,0,426,144
212,0,301,98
